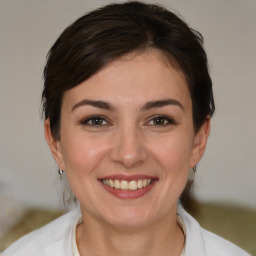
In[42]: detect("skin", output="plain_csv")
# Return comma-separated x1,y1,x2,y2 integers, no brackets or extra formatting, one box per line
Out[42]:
45,49,210,256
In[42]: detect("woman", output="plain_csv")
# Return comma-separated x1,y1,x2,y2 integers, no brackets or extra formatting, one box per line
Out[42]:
3,1,251,255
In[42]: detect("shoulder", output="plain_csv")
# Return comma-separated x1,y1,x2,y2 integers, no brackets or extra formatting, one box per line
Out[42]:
178,206,251,256
2,209,80,256
201,227,251,256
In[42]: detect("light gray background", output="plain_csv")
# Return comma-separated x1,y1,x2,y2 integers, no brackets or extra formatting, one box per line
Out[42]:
1,0,255,210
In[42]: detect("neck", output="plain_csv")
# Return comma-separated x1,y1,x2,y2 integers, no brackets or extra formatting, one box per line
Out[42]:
76,208,185,256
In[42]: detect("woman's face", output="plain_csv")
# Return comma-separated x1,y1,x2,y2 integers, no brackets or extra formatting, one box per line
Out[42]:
45,49,209,229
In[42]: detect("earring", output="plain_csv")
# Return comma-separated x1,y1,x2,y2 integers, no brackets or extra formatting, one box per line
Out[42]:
58,169,63,175
188,166,196,181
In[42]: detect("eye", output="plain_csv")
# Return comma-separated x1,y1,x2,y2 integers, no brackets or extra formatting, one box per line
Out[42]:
81,116,109,126
147,115,175,126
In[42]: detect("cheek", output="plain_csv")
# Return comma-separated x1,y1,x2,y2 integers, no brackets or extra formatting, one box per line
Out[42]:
60,132,109,175
149,132,193,176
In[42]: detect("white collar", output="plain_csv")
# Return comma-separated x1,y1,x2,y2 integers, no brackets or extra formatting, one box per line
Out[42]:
71,214,185,256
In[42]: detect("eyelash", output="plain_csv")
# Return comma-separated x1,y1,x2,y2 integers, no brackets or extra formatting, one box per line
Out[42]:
81,115,176,127
146,115,176,126
80,115,109,126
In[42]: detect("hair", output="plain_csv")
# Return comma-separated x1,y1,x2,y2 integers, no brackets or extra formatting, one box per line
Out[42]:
42,1,215,140
42,1,215,208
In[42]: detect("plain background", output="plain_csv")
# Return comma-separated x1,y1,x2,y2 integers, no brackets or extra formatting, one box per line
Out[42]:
0,0,255,211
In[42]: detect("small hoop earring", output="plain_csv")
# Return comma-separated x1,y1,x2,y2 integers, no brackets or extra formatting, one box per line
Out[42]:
58,169,63,175
193,166,197,172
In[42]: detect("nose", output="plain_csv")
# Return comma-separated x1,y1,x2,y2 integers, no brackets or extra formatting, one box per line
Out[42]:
110,125,148,169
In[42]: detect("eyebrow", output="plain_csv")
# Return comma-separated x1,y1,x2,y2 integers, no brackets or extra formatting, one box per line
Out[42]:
71,99,116,112
141,99,184,111
71,98,184,112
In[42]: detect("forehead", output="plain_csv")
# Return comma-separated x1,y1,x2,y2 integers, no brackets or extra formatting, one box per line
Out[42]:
62,49,191,110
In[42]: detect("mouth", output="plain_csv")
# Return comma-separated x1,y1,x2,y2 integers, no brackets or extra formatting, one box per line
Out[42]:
101,178,154,190
98,175,158,199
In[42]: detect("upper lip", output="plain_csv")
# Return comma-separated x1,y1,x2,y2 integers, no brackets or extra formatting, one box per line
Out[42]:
98,174,158,181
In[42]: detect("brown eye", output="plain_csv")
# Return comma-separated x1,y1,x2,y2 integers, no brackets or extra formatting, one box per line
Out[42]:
153,117,167,125
147,115,175,126
81,116,108,126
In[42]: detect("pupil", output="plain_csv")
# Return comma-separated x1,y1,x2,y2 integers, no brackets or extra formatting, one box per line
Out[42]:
93,118,102,125
155,117,164,125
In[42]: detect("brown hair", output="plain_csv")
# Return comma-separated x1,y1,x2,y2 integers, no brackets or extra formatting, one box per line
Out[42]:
42,1,215,140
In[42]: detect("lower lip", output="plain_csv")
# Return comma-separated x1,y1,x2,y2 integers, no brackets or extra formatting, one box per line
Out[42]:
100,182,156,199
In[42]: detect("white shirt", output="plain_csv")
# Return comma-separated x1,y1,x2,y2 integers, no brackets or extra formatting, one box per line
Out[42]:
2,206,251,256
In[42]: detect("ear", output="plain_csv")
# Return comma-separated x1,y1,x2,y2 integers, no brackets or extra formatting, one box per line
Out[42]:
44,119,65,170
189,117,210,168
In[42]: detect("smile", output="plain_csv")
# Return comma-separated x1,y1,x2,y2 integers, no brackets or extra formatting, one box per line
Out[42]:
101,179,153,190
99,175,158,199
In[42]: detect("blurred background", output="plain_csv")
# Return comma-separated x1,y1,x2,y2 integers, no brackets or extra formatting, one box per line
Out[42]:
0,0,255,254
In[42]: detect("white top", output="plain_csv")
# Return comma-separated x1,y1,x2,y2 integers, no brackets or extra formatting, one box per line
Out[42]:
2,206,251,256
71,215,185,256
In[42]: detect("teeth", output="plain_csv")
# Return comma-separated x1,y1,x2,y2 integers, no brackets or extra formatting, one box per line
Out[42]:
114,180,120,189
120,180,128,189
102,178,153,190
109,179,114,188
128,180,137,190
137,179,143,189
